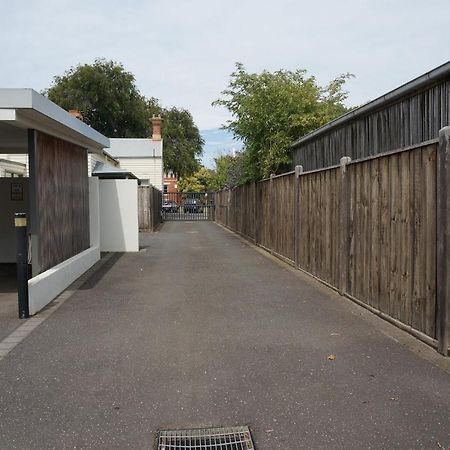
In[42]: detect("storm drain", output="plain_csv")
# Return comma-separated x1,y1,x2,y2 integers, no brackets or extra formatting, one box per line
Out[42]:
157,426,254,449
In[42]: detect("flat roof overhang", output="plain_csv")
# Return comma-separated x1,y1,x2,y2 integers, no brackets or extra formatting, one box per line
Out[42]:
0,89,109,154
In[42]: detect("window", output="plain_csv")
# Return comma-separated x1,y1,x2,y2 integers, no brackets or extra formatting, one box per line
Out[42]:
4,171,23,178
163,185,168,194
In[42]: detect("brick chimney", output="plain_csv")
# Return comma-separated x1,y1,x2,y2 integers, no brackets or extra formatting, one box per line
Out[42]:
150,115,162,141
69,110,83,121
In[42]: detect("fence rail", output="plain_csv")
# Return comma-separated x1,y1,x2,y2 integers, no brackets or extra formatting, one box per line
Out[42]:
216,131,450,356
138,185,162,231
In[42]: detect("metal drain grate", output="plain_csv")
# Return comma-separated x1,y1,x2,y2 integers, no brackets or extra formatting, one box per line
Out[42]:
157,426,254,450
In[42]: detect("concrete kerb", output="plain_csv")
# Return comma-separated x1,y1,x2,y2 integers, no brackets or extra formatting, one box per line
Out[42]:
213,221,450,375
0,252,116,362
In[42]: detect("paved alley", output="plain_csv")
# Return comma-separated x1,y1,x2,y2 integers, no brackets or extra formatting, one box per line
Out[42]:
0,222,449,449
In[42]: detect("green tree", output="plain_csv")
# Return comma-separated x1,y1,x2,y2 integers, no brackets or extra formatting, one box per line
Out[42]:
179,167,217,192
162,107,204,178
45,59,203,177
214,152,245,189
214,63,353,181
45,58,151,137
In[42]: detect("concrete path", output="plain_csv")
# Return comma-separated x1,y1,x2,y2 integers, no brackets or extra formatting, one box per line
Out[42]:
0,221,449,449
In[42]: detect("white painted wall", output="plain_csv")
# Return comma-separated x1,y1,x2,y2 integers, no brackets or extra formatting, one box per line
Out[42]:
116,157,163,190
89,177,100,247
27,177,101,315
0,178,28,263
28,246,99,315
87,152,120,176
99,179,139,252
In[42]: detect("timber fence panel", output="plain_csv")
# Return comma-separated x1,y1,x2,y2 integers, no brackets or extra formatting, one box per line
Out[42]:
215,139,447,352
138,185,162,231
215,190,227,226
138,186,150,230
271,174,295,261
297,167,342,287
257,180,271,250
345,145,437,338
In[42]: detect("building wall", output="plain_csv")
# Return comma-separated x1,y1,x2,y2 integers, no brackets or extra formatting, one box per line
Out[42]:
116,157,163,190
87,152,119,176
99,179,139,252
0,178,28,263
163,173,178,194
36,131,90,272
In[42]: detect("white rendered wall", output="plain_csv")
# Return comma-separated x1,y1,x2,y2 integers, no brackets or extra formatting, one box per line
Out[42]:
89,177,100,247
27,177,101,315
0,178,28,263
99,179,139,252
28,246,99,315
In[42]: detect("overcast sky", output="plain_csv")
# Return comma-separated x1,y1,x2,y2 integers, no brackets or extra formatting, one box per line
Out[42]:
1,0,449,132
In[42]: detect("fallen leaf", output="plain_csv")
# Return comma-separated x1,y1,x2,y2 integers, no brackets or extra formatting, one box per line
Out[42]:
328,354,336,360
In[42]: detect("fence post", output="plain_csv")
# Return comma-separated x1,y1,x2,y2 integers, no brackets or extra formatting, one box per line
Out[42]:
270,174,275,252
294,165,303,268
149,186,153,231
437,127,450,356
226,189,230,227
253,181,258,244
339,157,351,296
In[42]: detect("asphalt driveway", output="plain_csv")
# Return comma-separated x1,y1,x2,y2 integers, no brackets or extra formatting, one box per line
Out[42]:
0,221,449,449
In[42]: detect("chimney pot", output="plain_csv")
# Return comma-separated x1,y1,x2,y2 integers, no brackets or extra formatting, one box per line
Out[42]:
69,110,83,121
150,115,162,141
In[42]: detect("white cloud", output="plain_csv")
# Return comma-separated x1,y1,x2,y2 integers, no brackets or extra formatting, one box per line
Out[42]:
0,0,449,129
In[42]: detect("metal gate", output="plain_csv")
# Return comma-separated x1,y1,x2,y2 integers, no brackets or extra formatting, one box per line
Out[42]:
162,192,215,221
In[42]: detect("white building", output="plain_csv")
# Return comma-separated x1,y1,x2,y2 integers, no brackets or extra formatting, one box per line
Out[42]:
107,117,163,190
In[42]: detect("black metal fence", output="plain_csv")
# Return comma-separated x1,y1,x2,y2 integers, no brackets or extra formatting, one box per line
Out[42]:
162,192,215,221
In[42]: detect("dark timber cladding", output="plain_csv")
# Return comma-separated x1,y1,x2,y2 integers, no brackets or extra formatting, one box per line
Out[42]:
291,61,450,171
36,131,89,272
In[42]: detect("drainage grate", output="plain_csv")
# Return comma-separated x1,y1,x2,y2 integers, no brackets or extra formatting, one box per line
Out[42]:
157,426,255,450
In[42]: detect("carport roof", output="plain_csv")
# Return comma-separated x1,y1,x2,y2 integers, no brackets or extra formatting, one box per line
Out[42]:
0,89,109,153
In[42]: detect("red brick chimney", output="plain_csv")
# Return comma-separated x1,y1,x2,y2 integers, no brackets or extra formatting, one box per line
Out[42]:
69,110,83,121
150,115,162,141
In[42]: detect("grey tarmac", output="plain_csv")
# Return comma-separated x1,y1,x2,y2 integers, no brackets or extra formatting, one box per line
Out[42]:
0,221,449,449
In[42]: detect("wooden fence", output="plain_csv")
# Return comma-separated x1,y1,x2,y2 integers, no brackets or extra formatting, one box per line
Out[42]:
216,130,450,356
138,185,162,231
